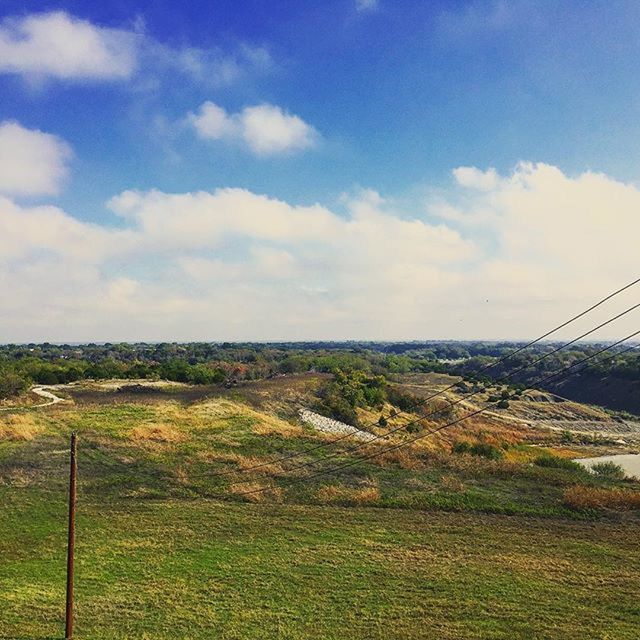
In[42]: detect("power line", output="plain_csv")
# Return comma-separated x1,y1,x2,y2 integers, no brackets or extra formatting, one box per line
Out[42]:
201,277,640,478
215,300,640,486
226,330,639,499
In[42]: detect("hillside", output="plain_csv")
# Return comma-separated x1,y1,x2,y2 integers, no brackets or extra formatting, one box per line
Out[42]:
546,373,640,415
1,374,639,639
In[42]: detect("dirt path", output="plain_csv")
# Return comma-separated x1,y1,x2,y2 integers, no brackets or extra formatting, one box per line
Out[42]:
0,386,66,411
31,386,66,406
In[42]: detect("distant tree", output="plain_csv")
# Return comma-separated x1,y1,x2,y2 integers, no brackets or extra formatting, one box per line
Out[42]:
0,372,28,399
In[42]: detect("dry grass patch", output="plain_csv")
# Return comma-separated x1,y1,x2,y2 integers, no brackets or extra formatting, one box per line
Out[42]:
229,481,283,503
195,450,283,476
236,455,284,476
173,467,190,485
196,450,241,464
130,423,187,444
440,474,466,492
0,414,42,441
316,483,380,506
373,446,424,470
504,446,583,464
251,415,302,437
192,398,302,437
427,448,522,476
563,485,640,511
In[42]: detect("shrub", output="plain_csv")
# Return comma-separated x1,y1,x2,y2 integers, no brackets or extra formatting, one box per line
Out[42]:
452,441,503,460
378,415,388,427
591,462,626,480
563,485,640,511
452,441,470,454
387,387,419,412
470,443,504,460
534,455,583,472
496,399,510,409
318,369,388,424
560,430,575,444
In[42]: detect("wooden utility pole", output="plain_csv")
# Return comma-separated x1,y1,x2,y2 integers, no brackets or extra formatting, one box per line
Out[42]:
65,432,77,639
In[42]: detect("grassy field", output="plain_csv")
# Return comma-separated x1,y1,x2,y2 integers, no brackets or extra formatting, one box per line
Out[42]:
2,490,639,640
1,377,639,639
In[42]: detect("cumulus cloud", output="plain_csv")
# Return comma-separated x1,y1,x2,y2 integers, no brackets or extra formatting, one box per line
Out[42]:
452,166,500,191
0,196,133,262
445,161,639,280
0,121,72,196
186,101,319,156
108,187,340,247
186,102,235,140
0,11,273,87
0,11,138,81
2,162,640,341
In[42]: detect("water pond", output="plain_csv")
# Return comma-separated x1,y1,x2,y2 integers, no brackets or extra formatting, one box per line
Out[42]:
575,453,640,478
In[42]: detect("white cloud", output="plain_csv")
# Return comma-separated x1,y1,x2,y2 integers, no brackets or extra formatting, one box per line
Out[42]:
0,11,138,81
2,162,640,341
241,104,318,155
0,121,72,196
0,11,273,87
453,166,500,191
108,187,340,248
186,102,319,156
186,102,236,140
164,43,274,88
356,0,380,13
0,196,133,262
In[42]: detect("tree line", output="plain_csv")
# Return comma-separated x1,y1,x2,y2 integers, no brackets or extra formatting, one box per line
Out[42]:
0,341,637,406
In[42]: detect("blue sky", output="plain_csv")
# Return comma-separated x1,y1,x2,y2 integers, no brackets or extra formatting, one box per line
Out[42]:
1,1,640,341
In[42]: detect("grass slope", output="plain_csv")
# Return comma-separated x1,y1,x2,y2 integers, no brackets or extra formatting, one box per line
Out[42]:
1,381,639,639
2,490,639,640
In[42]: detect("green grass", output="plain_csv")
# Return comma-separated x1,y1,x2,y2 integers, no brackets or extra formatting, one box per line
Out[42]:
1,395,639,638
1,488,639,640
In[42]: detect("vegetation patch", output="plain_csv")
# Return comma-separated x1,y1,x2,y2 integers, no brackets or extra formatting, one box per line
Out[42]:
130,423,187,444
229,481,283,503
591,461,626,480
0,414,42,441
316,482,380,506
564,485,640,511
534,454,585,472
453,440,504,460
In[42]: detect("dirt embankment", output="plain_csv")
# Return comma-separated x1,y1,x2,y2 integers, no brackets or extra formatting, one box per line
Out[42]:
545,375,640,416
